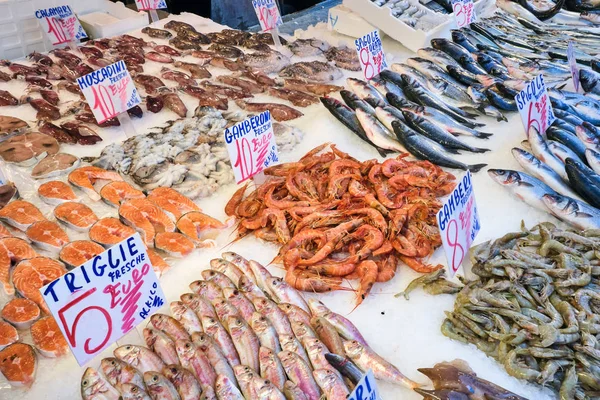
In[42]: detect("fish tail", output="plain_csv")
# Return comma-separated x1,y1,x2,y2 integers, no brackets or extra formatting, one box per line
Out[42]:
474,131,494,139
467,163,488,173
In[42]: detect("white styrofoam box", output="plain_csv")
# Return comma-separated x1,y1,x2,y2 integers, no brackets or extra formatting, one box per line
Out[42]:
0,0,148,61
327,4,380,39
343,0,492,52
78,1,148,40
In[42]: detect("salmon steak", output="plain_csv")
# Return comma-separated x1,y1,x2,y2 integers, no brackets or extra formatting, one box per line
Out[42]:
154,232,194,258
26,220,70,252
119,199,176,246
31,316,69,358
12,257,67,313
89,218,136,248
0,200,46,230
0,223,12,239
54,202,98,231
176,211,226,244
68,166,123,201
1,298,40,329
59,240,105,269
147,187,200,220
100,181,145,208
37,181,78,205
0,237,37,296
147,248,169,277
0,343,37,387
0,321,18,350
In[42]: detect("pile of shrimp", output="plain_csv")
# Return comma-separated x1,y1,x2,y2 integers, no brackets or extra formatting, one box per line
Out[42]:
225,143,457,307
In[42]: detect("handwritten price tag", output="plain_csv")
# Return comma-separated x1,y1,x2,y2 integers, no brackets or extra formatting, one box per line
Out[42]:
252,0,283,32
452,0,476,28
40,234,165,366
35,6,87,45
224,111,279,184
515,74,556,135
567,41,580,93
355,30,388,80
437,171,480,277
348,370,380,400
134,0,167,11
76,60,142,124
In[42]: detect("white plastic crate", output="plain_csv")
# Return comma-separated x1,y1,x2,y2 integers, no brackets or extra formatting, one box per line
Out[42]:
343,0,493,52
0,0,148,60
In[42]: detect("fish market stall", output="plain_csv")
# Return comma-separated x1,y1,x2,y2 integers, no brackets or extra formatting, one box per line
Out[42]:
0,2,599,399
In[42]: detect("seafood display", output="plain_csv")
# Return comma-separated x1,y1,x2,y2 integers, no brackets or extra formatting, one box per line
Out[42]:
440,223,600,398
89,109,304,198
226,143,455,306
370,0,450,29
80,252,418,400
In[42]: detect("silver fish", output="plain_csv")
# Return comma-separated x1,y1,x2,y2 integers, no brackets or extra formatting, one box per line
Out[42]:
548,140,581,164
528,126,569,181
542,194,600,230
511,147,583,201
488,169,557,212
586,148,600,174
356,108,406,153
576,124,600,152
347,78,387,104
343,340,419,389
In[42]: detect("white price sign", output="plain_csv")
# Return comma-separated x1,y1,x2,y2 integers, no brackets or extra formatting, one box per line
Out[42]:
348,370,380,400
514,74,556,135
40,234,165,366
224,111,279,184
35,6,87,45
355,30,388,80
252,0,283,32
134,0,167,11
437,171,481,277
452,0,476,28
76,60,142,124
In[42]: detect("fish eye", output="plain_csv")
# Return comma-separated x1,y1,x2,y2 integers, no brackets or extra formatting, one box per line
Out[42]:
185,343,191,349
153,375,159,382
132,387,138,393
82,380,88,386
126,346,132,350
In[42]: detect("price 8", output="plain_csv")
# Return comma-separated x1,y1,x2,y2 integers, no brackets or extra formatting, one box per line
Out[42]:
355,30,388,81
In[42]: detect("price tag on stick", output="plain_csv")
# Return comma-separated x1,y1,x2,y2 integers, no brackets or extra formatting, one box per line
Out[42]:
76,60,142,126
252,0,283,48
567,41,580,93
224,111,279,184
355,30,388,80
514,74,556,135
134,0,167,22
437,171,481,277
40,233,166,366
35,6,87,46
348,370,381,400
452,0,476,28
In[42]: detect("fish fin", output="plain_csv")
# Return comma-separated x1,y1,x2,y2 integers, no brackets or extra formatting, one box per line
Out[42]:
467,163,487,173
376,147,392,157
576,211,595,218
518,181,535,188
444,147,461,155
497,114,508,122
472,147,491,153
474,131,493,139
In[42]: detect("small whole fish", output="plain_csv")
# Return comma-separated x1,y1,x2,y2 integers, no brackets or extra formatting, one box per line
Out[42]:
174,339,217,388
311,317,345,357
547,126,587,163
151,314,190,342
278,351,322,400
81,367,121,400
266,277,310,314
356,108,406,153
343,340,419,389
283,381,309,400
202,316,240,367
324,353,364,384
170,301,203,335
114,345,165,374
279,334,310,365
234,365,260,399
215,374,244,399
180,293,217,321
222,288,255,324
143,371,180,400
191,332,237,386
528,126,569,181
227,315,260,372
221,252,256,283
210,259,245,285
548,140,582,164
291,321,317,343
213,298,243,323
250,311,282,352
585,148,600,174
259,346,287,390
162,364,202,400
100,357,144,389
190,280,223,302
278,303,311,327
202,270,236,290
313,368,350,398
119,383,151,400
252,297,294,337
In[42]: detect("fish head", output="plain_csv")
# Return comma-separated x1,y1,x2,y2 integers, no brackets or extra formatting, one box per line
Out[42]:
222,287,237,300
180,292,199,307
150,314,169,330
162,365,184,386
303,337,325,354
234,364,257,382
252,296,273,313
238,275,255,292
169,301,187,318
226,315,245,335
119,383,147,400
307,298,330,315
143,371,163,390
276,350,296,367
576,125,597,144
487,169,522,186
343,340,364,358
201,269,219,281
430,39,444,50
579,69,598,90
174,339,195,359
81,367,103,398
400,73,417,86
114,345,140,366
99,357,122,383
267,276,285,293
313,369,337,389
